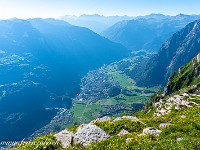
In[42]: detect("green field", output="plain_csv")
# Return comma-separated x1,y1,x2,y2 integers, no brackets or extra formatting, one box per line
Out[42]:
67,54,159,127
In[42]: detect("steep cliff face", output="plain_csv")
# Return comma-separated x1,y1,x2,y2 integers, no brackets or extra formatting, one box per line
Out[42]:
165,53,200,95
137,19,200,87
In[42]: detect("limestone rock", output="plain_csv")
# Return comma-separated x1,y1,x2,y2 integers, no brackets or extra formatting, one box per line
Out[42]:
175,105,180,110
154,94,199,117
122,116,139,121
117,129,130,136
74,124,109,146
112,117,122,122
91,116,111,123
180,115,186,118
122,116,145,124
159,123,174,128
182,93,189,98
54,129,73,148
76,124,87,133
143,127,162,135
177,137,184,141
112,116,145,124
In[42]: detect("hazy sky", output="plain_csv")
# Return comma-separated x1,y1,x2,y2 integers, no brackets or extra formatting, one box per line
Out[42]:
0,0,200,19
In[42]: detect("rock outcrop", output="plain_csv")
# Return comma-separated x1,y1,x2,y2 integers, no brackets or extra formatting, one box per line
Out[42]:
76,124,87,133
74,124,109,146
143,127,162,135
112,116,145,124
154,94,199,117
159,123,174,129
112,117,122,122
54,129,74,148
177,137,184,141
122,116,140,121
91,116,111,123
117,129,130,136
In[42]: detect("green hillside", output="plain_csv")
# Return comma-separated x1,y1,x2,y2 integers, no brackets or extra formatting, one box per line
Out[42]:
12,89,200,150
166,53,200,94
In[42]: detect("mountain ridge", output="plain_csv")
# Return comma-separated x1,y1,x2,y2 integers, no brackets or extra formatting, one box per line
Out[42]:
136,19,200,88
102,14,200,52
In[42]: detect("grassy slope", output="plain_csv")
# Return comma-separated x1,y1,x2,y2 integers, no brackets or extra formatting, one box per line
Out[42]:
67,86,200,150
167,54,200,93
13,93,200,149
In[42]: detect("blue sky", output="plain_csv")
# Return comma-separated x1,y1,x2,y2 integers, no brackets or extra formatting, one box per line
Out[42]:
0,0,200,19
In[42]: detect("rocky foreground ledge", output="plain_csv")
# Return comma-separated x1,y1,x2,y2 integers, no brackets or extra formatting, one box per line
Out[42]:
53,91,200,149
11,87,200,150
54,116,169,148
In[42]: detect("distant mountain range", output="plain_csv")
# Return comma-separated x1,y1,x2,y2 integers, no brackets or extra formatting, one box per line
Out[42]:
59,14,135,34
0,18,129,141
102,14,200,52
134,19,200,88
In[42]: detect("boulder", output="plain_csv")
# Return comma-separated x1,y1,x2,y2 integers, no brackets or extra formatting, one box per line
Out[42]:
177,137,184,141
143,127,162,135
154,102,161,107
112,116,145,124
180,115,186,118
76,124,87,133
54,129,73,148
154,113,161,117
74,124,109,146
123,116,145,124
117,129,130,136
159,123,174,128
160,108,168,115
175,105,180,110
174,95,182,99
91,116,111,123
122,116,139,121
112,117,122,122
182,93,189,98
167,97,176,102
